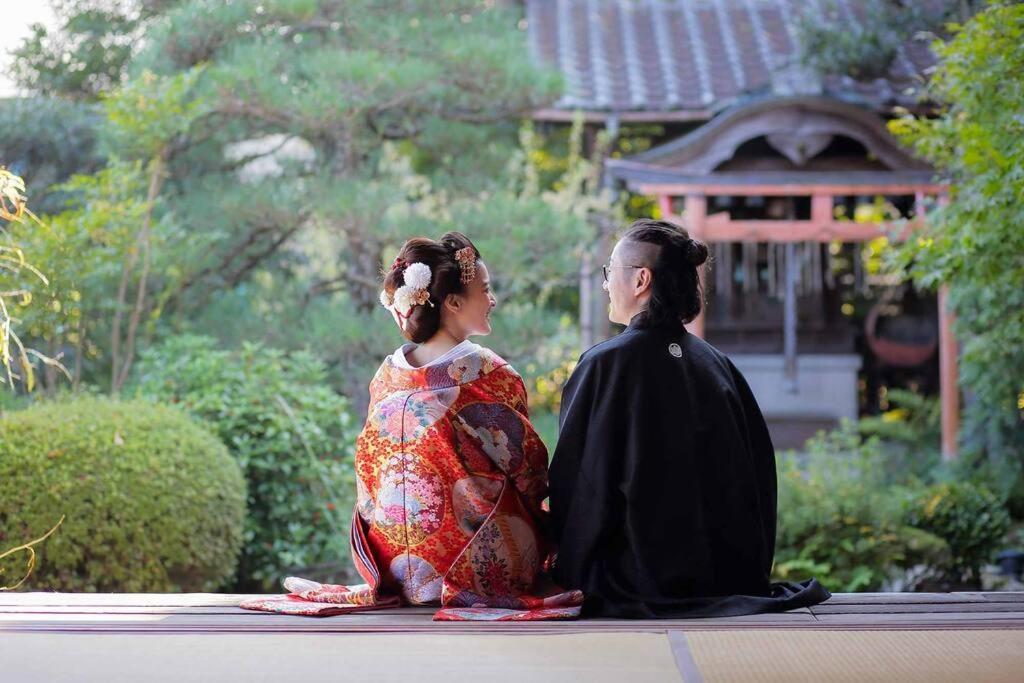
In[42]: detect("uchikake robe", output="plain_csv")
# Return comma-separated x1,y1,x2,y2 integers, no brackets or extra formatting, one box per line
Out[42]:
549,321,830,618
349,344,580,619
240,344,581,621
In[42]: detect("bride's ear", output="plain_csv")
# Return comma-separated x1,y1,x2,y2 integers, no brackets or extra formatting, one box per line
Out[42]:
444,292,463,314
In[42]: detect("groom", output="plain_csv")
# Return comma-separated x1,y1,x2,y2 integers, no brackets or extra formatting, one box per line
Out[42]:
548,219,828,618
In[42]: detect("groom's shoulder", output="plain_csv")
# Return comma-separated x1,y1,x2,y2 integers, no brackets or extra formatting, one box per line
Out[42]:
580,328,728,368
578,329,646,367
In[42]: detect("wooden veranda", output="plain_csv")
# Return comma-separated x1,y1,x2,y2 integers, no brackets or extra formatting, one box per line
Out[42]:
3,591,1023,681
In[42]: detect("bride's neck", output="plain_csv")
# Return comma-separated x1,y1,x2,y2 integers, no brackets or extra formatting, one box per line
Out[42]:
406,327,466,367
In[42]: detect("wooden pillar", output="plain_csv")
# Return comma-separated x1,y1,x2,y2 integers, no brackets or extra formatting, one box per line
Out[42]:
811,192,833,230
658,194,673,220
682,194,707,339
782,197,803,392
919,192,959,461
783,241,799,393
938,285,960,461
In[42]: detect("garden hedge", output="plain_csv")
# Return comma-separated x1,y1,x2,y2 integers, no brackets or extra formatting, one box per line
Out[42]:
0,396,246,592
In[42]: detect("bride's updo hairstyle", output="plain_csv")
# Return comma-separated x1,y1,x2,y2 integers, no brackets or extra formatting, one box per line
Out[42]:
381,231,481,344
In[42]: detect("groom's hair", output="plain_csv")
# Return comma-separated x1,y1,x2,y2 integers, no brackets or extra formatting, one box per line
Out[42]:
382,231,481,343
621,219,709,328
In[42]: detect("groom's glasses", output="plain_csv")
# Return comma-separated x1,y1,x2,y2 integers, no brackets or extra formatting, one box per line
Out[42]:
602,263,642,282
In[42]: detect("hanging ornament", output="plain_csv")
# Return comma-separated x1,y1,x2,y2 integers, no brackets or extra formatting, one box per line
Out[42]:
824,242,836,289
853,243,865,293
775,244,786,300
742,242,757,293
714,243,728,296
811,242,823,295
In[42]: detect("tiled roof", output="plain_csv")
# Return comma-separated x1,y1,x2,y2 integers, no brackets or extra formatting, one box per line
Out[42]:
527,0,936,117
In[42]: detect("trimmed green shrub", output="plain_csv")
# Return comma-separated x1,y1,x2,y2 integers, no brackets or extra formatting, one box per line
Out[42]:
905,481,1012,588
133,335,357,590
0,396,246,592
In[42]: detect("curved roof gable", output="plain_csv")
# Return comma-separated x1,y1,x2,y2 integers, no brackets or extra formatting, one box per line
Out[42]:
626,96,930,173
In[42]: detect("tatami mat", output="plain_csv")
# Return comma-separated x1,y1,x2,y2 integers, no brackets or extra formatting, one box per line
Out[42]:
685,629,1024,683
0,632,684,683
4,593,1024,681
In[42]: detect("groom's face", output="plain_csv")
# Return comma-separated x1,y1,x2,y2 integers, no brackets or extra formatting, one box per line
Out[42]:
598,240,655,325
604,239,648,325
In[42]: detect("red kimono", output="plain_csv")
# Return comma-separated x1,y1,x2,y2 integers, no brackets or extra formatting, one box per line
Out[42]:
242,344,581,620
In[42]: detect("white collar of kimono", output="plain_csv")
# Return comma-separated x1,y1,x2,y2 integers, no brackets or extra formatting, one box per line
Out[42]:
391,339,481,370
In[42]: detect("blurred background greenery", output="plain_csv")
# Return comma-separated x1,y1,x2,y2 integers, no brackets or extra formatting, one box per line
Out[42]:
1,0,1021,593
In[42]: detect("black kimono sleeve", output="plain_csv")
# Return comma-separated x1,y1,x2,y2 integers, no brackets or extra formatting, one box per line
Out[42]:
726,357,778,570
547,352,620,592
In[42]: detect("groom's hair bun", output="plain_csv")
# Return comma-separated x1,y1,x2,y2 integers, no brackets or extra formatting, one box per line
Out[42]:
382,232,481,343
621,218,708,327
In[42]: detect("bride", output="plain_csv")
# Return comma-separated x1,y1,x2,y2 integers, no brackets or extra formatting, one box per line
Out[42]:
358,231,551,610
243,232,580,620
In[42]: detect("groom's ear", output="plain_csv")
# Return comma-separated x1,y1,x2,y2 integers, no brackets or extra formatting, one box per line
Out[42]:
635,267,653,295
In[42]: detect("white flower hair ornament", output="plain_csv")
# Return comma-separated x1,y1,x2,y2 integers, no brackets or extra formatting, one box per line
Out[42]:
402,262,432,290
379,261,434,331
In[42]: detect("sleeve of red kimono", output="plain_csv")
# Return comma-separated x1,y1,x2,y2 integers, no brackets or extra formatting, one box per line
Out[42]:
501,367,549,518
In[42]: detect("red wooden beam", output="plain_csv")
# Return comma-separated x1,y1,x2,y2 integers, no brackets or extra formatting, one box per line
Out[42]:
635,182,947,197
662,214,922,243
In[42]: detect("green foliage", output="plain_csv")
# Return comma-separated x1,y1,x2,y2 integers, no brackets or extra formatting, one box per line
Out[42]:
133,335,358,590
905,481,1012,587
0,97,104,216
117,0,562,314
798,0,909,79
448,193,588,302
859,389,941,447
8,161,154,388
9,1,573,398
857,389,942,482
0,395,245,591
180,276,395,405
774,426,949,592
178,122,595,419
797,1,972,80
7,157,205,394
8,0,154,100
0,169,62,393
9,67,210,392
101,66,210,160
887,2,1024,475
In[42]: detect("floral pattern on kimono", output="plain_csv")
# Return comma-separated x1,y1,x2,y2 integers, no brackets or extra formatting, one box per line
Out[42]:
357,346,550,604
241,344,581,621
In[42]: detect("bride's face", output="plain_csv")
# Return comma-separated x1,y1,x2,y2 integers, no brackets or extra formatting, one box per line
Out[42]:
445,261,497,338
